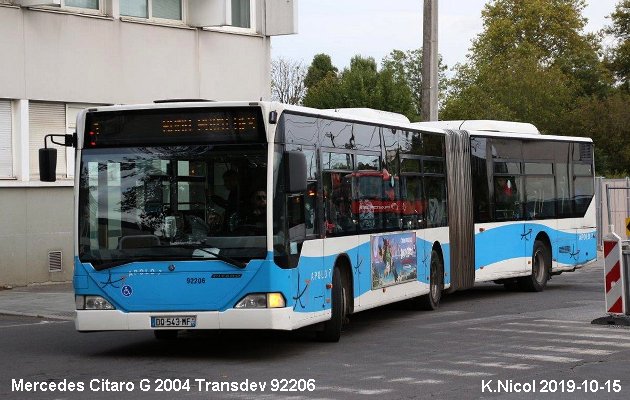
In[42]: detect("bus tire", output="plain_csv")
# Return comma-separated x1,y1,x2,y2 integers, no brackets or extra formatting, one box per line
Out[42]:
154,330,178,341
316,266,345,342
413,249,444,310
519,240,550,292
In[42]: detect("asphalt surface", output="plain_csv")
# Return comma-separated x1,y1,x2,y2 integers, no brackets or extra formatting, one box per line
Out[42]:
1,258,629,400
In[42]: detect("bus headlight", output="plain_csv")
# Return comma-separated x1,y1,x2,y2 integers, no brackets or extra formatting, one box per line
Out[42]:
267,293,286,308
235,293,286,309
76,295,115,310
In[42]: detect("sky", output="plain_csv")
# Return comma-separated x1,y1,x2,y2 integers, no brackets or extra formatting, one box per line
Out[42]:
271,0,620,72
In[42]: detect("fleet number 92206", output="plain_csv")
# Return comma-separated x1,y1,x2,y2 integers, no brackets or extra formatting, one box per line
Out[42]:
136,378,317,392
186,277,206,284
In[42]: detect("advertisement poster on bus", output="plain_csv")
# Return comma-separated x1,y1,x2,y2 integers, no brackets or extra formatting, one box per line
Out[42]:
371,232,417,289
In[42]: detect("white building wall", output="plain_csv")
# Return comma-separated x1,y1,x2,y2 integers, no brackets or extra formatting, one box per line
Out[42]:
0,6,271,104
0,6,27,99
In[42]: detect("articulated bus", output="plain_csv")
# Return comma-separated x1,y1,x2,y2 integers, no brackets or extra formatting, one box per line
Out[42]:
40,102,596,342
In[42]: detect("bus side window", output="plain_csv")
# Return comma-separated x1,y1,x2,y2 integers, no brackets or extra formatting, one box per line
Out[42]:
573,173,594,216
425,176,447,227
305,181,318,235
494,176,521,221
400,158,424,229
555,163,571,217
401,175,424,229
323,170,355,236
470,137,490,223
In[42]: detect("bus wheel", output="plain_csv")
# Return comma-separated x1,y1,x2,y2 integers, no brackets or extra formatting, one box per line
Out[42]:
154,330,178,341
519,240,550,292
316,266,345,342
413,249,444,310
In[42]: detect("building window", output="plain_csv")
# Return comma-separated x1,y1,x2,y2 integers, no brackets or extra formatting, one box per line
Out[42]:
64,0,99,10
30,102,68,180
153,0,181,19
231,0,250,28
120,0,182,21
28,0,103,14
0,100,13,179
120,0,146,17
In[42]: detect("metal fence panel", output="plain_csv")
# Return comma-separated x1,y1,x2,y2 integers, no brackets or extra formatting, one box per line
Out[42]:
598,178,630,248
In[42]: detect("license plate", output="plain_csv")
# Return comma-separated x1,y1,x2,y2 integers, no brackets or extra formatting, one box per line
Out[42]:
151,316,197,328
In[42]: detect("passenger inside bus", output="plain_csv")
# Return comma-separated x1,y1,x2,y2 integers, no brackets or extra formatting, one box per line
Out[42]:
243,189,267,226
208,169,241,229
494,176,520,220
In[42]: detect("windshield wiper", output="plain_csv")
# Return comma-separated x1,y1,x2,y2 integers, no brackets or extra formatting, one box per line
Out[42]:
163,244,246,269
88,245,247,270
93,255,189,271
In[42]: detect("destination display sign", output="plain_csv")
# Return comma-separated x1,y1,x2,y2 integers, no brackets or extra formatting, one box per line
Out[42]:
84,107,264,148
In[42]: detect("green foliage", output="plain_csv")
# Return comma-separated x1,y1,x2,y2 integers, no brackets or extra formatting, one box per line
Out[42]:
472,0,590,65
304,54,338,89
338,56,380,108
303,55,417,121
564,92,630,175
302,73,342,109
443,0,611,133
382,49,448,117
443,53,575,133
604,0,630,89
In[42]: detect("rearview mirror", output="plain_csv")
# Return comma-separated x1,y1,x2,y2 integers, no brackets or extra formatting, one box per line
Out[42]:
284,151,307,193
38,133,76,182
39,148,57,182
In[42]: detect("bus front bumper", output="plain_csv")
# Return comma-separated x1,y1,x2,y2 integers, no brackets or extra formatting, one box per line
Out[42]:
75,308,328,332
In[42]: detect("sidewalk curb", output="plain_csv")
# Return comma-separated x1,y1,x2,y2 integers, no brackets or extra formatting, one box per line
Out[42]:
591,314,630,327
0,309,74,322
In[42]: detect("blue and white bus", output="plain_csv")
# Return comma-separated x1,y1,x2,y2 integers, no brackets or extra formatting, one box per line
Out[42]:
40,101,597,342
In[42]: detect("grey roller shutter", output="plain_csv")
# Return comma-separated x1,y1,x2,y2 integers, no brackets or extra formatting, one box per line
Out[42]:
0,100,12,178
29,102,67,179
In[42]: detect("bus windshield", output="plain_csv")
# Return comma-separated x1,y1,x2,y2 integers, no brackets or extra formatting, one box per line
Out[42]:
78,145,268,269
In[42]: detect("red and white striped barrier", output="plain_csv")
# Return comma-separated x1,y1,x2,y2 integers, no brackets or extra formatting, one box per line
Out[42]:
603,232,626,314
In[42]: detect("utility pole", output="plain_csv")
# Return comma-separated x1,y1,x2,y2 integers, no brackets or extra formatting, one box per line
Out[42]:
422,0,439,121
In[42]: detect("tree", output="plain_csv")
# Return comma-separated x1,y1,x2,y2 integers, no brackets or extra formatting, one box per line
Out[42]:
304,53,338,89
302,55,416,121
442,0,610,133
443,53,576,132
604,0,630,90
302,73,343,109
381,49,448,117
337,56,380,108
566,92,630,174
271,57,307,105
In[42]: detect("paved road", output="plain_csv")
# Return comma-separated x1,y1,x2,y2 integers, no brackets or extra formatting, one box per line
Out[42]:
1,260,629,400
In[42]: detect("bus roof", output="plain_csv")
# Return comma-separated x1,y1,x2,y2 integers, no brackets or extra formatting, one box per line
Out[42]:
413,120,593,143
413,120,539,134
275,103,446,134
323,108,411,124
